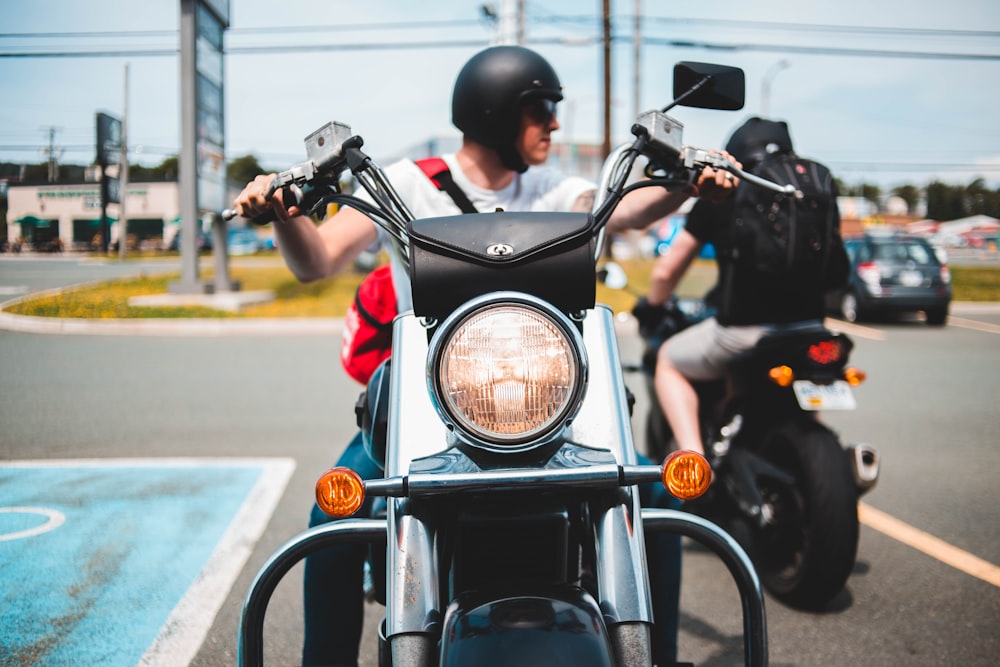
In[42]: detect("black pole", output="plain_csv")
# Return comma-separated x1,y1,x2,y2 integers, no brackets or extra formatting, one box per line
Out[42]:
100,165,110,254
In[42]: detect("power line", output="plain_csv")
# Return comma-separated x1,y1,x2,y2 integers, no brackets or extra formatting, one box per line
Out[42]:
636,16,1000,39
643,37,1000,61
2,35,997,60
0,19,483,40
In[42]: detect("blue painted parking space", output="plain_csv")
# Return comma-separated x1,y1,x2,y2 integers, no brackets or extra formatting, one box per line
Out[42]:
0,458,294,667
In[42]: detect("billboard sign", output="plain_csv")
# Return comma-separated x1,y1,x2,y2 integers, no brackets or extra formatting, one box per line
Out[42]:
96,112,122,167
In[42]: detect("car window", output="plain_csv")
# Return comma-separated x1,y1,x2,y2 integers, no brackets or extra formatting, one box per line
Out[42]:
872,243,903,261
872,240,935,265
850,242,871,263
905,242,933,265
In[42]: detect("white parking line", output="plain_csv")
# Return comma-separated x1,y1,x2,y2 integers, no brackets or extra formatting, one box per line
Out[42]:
860,502,1000,588
138,457,296,667
0,506,66,541
4,457,296,667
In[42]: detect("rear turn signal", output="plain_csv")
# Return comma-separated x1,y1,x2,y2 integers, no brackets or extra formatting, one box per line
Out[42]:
316,467,365,517
768,365,795,387
662,450,712,500
844,367,867,386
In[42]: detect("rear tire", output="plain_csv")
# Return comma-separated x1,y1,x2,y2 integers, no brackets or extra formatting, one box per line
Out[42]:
752,421,859,609
925,307,948,326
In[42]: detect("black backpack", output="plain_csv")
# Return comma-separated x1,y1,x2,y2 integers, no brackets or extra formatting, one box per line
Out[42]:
728,151,839,284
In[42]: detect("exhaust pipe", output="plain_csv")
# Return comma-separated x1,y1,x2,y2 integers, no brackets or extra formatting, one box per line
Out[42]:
847,443,880,495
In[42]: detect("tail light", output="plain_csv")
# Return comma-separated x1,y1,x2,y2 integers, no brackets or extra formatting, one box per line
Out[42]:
940,264,951,285
807,339,846,365
856,261,881,287
662,450,712,500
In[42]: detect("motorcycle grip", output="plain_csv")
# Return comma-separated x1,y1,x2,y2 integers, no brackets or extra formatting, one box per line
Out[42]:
221,182,303,224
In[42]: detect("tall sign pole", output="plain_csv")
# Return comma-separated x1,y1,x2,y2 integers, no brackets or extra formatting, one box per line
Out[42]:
171,0,230,294
95,111,122,255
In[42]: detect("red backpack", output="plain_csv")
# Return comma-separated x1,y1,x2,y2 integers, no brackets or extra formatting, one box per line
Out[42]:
340,264,396,384
340,158,477,384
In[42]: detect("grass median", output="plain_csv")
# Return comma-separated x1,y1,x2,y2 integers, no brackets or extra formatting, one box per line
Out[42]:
3,256,997,320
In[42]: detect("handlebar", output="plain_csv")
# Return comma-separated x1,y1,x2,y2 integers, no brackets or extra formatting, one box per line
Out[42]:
680,147,800,197
220,112,800,254
221,180,305,224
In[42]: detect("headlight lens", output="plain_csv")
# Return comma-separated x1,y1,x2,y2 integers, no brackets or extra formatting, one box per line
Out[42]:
434,300,584,448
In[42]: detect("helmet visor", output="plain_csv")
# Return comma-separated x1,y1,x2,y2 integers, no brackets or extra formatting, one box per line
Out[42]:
522,98,558,125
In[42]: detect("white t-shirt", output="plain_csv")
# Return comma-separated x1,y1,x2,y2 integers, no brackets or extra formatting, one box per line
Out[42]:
360,154,595,311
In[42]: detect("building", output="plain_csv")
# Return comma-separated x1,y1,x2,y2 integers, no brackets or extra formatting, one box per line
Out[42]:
6,180,180,251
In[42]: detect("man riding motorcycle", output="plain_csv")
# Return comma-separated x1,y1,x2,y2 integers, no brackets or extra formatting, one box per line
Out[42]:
232,45,739,667
633,117,850,457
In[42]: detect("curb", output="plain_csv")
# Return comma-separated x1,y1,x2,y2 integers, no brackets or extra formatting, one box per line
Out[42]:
0,311,344,336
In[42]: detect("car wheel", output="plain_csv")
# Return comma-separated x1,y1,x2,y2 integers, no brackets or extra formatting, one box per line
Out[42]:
840,291,862,323
925,307,949,326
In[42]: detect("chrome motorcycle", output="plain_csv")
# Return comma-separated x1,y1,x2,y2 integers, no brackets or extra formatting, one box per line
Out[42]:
234,62,779,667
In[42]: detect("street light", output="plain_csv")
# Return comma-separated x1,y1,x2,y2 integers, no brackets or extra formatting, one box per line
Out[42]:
761,59,790,118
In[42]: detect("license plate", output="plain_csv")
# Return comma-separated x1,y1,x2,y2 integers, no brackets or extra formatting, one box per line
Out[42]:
792,380,857,411
899,269,924,287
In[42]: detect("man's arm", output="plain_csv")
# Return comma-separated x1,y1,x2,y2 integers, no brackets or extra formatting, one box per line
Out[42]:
647,228,703,305
232,174,379,283
589,165,739,234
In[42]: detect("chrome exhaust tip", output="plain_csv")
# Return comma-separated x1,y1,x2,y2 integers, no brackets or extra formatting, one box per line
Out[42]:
847,443,880,495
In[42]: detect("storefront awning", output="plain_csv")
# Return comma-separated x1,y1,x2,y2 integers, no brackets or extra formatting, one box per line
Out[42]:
14,215,53,227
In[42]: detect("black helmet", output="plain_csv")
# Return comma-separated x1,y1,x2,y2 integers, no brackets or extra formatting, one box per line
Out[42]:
452,45,563,173
724,116,794,169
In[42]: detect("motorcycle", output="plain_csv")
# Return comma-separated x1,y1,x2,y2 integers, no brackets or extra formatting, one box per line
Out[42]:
629,289,881,610
233,61,783,667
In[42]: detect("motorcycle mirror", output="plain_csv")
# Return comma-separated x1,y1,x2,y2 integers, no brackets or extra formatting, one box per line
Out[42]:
670,62,745,111
597,262,629,290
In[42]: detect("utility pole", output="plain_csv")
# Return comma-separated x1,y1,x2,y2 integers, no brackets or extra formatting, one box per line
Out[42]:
761,59,790,118
494,0,524,45
517,0,525,44
633,0,641,120
601,0,612,159
41,126,62,182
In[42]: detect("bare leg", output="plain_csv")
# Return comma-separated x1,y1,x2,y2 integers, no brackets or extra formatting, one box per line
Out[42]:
654,347,705,455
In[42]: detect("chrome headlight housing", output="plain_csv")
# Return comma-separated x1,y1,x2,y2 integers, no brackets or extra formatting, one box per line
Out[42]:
427,293,588,453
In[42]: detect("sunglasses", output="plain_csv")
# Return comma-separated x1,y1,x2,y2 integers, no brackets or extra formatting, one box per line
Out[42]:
523,98,558,124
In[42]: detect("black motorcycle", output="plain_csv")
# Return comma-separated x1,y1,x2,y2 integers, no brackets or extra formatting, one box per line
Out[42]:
630,292,880,610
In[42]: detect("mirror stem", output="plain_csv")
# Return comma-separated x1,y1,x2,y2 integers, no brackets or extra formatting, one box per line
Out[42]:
661,74,714,114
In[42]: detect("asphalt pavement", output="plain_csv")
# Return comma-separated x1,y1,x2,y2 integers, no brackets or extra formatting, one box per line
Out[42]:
2,254,999,667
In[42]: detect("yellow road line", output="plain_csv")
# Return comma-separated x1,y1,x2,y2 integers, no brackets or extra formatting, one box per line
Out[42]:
946,315,1000,335
859,502,1000,588
823,318,887,341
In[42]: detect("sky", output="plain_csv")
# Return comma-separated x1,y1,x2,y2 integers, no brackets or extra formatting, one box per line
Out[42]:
1,0,998,194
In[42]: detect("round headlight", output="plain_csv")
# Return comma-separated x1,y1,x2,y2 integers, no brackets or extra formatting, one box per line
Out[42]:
431,297,586,449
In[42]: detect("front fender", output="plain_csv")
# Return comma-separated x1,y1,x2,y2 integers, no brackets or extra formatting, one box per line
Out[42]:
439,588,614,667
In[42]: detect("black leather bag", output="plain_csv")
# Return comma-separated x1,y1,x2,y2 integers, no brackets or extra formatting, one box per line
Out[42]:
407,211,596,320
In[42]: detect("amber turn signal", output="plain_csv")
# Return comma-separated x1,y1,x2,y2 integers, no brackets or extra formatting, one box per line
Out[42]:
843,367,867,386
662,450,712,500
768,365,795,387
315,466,365,518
